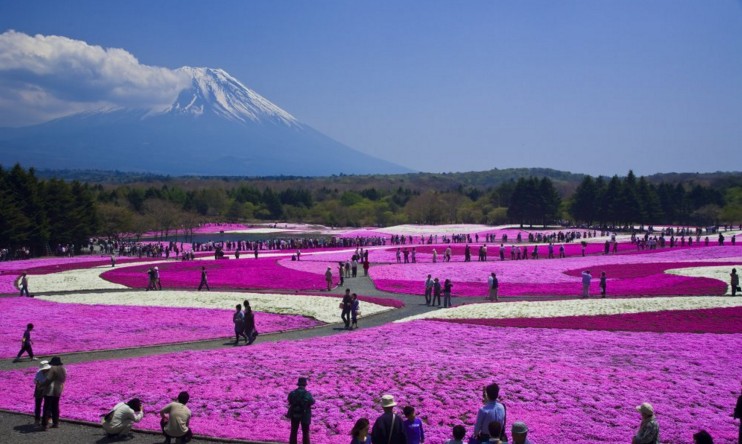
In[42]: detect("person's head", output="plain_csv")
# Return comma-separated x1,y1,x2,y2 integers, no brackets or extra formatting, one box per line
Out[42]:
49,356,63,366
201,266,205,271
733,268,737,274
488,421,502,439
22,272,27,277
601,271,606,277
636,402,654,419
380,394,396,413
26,323,33,330
427,274,431,279
297,377,308,387
126,398,143,412
352,293,357,300
243,300,250,307
236,304,242,311
177,391,190,405
434,278,439,282
350,417,370,437
485,383,500,402
452,424,466,441
511,421,528,444
403,405,415,419
345,288,350,295
693,430,713,444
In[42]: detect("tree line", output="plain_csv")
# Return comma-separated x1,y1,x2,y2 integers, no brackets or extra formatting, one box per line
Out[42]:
2,164,741,257
1,165,98,256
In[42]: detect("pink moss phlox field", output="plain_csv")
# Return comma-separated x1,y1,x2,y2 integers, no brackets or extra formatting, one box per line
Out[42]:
0,256,144,294
0,298,318,357
0,321,739,443
102,258,331,291
369,246,741,297
439,306,742,334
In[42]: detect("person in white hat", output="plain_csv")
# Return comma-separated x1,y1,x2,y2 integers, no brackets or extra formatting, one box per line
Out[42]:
632,402,660,444
371,394,407,444
33,360,51,426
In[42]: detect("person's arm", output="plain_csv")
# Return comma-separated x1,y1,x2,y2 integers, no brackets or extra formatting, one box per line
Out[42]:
160,403,171,419
734,395,742,419
473,408,485,436
419,419,425,443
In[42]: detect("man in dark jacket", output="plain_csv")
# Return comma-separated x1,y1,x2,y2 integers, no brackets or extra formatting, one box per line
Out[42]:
288,377,315,444
371,394,407,444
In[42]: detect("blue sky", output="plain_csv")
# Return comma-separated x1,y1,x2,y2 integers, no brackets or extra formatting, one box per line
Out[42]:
0,0,740,176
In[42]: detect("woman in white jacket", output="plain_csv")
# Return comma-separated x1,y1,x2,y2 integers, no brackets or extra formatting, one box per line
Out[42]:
102,398,144,437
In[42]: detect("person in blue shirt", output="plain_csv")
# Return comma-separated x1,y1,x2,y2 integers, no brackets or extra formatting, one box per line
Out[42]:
402,406,425,444
474,383,506,444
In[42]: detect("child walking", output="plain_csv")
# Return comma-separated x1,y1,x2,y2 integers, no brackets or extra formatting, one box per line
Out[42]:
14,323,38,362
351,293,360,329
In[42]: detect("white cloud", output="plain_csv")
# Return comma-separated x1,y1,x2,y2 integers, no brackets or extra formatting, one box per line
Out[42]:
0,30,191,126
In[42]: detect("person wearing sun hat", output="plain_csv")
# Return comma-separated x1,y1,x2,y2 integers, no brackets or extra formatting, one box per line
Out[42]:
41,356,66,430
632,402,660,444
511,421,533,444
33,360,51,426
371,394,407,444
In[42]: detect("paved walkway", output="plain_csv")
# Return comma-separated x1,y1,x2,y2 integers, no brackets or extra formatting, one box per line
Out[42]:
0,263,628,443
0,272,445,443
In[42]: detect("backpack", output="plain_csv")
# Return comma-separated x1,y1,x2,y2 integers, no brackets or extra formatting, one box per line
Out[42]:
288,390,309,419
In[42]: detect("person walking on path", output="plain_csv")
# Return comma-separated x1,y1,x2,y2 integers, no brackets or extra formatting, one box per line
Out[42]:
632,402,660,444
198,266,210,291
325,267,333,291
41,356,66,430
341,289,353,330
33,360,50,426
351,293,360,329
443,279,453,308
14,323,37,362
19,272,30,297
102,398,144,438
734,380,742,444
431,278,442,307
371,394,407,444
600,271,607,298
160,391,192,444
488,272,499,302
731,268,739,296
287,377,315,444
233,304,247,345
110,254,116,267
424,275,433,306
581,270,592,298
244,303,258,345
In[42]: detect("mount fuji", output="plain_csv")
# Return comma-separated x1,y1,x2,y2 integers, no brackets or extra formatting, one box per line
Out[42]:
0,67,411,176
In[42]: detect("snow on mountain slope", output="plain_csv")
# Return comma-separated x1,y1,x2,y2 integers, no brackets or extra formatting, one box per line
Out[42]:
162,67,298,126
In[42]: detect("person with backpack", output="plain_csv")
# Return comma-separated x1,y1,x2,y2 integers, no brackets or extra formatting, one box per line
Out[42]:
101,398,144,438
474,383,506,444
287,377,315,444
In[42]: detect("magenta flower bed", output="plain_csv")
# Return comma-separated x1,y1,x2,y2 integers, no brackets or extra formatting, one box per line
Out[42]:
0,321,739,443
102,258,332,291
0,298,319,357
0,256,145,294
439,306,742,334
369,246,741,297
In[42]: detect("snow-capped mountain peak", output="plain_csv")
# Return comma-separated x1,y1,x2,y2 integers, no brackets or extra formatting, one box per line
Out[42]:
165,66,298,126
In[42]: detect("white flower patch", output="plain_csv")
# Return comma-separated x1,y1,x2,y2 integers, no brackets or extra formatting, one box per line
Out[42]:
667,265,742,295
36,291,391,324
30,260,171,293
396,296,742,323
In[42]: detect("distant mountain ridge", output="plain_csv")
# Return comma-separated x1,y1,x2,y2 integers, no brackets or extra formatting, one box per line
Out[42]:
0,67,410,176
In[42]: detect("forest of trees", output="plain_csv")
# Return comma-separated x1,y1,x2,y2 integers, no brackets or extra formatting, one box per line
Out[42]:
2,164,741,257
